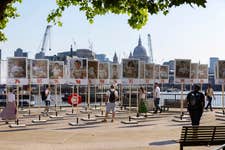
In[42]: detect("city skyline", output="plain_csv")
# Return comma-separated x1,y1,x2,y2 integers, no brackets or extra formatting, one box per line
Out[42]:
0,0,225,64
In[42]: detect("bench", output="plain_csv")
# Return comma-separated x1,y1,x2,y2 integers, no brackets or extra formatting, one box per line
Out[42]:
179,126,225,150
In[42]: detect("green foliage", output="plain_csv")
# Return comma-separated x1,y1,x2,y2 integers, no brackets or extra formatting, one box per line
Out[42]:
47,0,206,30
0,0,22,41
0,0,207,42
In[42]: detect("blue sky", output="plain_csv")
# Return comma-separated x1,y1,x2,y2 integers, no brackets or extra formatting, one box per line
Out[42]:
0,0,225,65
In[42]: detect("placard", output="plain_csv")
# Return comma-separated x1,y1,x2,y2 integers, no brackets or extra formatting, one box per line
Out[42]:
69,58,88,85
122,59,139,84
174,59,191,84
7,57,28,85
31,59,49,84
49,61,65,84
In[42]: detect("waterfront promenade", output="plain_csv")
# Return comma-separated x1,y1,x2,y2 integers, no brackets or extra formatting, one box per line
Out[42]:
0,107,223,150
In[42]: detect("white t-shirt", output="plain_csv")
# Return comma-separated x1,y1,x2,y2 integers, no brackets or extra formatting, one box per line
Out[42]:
154,86,160,98
45,89,51,101
8,92,16,102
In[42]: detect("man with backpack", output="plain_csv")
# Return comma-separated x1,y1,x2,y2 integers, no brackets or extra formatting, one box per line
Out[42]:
186,84,205,126
102,85,118,122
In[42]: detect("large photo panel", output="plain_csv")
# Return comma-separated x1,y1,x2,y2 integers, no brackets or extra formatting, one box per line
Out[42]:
175,59,191,83
49,61,65,84
145,63,154,84
160,65,169,83
88,60,99,84
7,57,28,85
69,58,87,85
122,59,139,84
190,63,198,83
217,60,225,84
31,59,49,84
99,62,109,84
110,63,121,84
154,64,160,83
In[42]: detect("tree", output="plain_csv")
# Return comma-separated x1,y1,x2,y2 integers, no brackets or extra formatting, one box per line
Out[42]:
0,0,207,41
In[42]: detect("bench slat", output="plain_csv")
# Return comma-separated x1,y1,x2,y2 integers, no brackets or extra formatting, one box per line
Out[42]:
179,126,225,150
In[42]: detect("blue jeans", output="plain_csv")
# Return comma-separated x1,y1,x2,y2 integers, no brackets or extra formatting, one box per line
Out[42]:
205,96,213,111
154,98,161,113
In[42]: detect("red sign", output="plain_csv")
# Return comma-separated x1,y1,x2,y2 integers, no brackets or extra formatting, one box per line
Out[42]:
15,79,20,84
68,93,82,106
75,80,81,84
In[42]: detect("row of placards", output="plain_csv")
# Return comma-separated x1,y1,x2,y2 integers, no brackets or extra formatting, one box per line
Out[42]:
6,58,169,85
174,59,225,84
9,58,225,85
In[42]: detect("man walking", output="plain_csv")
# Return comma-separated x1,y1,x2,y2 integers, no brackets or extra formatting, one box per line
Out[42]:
187,84,205,126
103,85,118,122
153,82,162,113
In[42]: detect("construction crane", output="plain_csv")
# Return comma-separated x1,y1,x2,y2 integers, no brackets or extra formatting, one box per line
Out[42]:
41,25,52,52
147,33,154,63
35,25,52,59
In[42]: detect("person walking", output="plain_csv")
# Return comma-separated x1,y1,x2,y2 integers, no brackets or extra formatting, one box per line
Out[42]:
153,82,162,113
187,84,205,126
205,83,215,111
102,85,118,122
138,87,147,114
43,85,51,114
0,88,16,124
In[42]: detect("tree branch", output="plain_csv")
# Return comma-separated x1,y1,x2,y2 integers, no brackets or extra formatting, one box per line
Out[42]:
0,0,14,20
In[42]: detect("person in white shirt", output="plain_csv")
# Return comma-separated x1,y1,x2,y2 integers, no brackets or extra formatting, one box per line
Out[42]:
44,85,51,113
153,82,162,113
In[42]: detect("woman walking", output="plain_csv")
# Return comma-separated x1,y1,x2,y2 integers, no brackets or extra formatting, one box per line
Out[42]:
0,88,16,123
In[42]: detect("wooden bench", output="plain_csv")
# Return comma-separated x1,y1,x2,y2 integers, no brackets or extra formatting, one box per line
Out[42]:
179,126,225,150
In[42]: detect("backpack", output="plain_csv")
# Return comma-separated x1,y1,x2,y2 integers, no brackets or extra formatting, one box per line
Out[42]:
109,90,116,103
41,90,47,101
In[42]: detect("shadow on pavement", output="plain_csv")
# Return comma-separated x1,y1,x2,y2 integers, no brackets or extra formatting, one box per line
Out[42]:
0,127,41,132
54,125,100,130
149,139,177,146
118,123,156,128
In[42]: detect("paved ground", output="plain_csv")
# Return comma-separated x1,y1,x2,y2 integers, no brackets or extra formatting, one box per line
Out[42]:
0,107,224,150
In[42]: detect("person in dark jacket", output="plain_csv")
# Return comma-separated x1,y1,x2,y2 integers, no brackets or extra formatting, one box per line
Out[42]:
186,84,205,126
